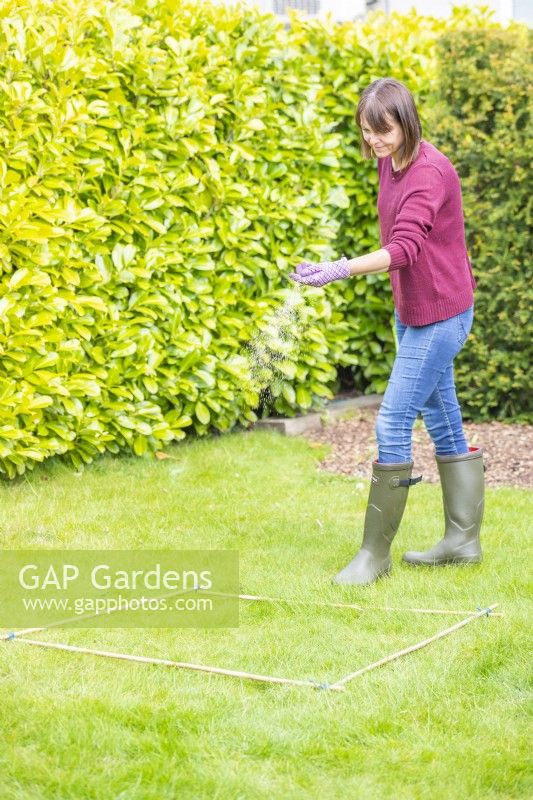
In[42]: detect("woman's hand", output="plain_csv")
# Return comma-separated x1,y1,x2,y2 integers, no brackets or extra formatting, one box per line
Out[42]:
289,256,350,287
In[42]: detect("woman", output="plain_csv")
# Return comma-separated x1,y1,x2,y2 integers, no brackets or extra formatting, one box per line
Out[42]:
290,78,485,586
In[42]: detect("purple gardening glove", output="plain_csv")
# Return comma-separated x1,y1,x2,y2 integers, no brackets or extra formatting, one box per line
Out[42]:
289,256,350,287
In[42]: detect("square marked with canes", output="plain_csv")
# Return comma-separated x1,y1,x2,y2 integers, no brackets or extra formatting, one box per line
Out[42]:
0,590,501,692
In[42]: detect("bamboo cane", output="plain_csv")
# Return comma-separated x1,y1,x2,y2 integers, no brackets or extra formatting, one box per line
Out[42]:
7,635,345,691
209,591,504,617
0,586,202,642
1,626,46,641
329,603,499,689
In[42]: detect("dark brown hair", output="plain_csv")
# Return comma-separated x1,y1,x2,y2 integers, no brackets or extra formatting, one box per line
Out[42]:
355,78,422,171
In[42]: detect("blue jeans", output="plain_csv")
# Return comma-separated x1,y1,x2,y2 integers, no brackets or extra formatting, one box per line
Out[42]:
376,306,474,463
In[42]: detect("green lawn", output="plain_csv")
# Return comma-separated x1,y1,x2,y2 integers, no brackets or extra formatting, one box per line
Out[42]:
1,428,531,799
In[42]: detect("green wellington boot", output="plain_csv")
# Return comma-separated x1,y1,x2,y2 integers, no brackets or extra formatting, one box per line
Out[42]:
402,447,485,566
333,460,422,585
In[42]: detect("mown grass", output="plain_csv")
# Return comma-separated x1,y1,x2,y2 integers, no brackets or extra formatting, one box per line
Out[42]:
0,427,531,799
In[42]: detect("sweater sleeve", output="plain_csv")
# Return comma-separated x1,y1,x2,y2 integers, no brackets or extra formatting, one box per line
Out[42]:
383,165,446,271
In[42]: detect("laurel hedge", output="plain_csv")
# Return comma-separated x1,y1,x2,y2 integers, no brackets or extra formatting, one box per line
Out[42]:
0,0,528,478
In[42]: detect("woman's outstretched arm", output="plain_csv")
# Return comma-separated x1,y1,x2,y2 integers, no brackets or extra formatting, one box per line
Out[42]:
346,248,391,276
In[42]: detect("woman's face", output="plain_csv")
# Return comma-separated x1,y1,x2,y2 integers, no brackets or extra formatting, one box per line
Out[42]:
360,114,405,160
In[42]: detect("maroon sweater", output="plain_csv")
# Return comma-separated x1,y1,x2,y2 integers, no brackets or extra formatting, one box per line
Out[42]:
378,139,476,326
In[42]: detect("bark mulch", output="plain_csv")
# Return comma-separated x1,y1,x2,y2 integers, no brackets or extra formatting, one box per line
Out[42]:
302,406,532,489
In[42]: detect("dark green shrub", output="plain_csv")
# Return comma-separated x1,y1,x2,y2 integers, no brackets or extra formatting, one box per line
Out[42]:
428,26,532,422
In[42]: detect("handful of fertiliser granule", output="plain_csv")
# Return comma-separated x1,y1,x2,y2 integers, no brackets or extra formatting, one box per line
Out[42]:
243,285,307,408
